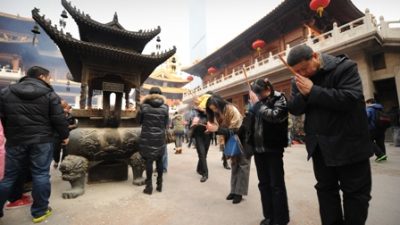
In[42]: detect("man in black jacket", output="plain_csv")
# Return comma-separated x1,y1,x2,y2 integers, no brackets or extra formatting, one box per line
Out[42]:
249,78,290,225
139,87,169,195
0,66,69,223
287,45,373,225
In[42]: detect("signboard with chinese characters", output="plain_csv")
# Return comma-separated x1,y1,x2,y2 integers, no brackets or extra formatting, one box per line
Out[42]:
102,82,124,93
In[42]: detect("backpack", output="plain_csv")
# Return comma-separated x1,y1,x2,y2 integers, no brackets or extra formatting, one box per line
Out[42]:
375,109,391,130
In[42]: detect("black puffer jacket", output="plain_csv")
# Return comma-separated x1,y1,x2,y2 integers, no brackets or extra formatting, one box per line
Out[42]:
0,77,69,146
138,94,169,160
250,91,288,153
288,54,373,166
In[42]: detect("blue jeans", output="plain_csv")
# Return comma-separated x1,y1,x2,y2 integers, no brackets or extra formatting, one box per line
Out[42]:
0,143,53,217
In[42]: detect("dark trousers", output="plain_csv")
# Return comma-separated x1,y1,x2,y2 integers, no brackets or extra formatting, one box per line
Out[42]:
145,156,163,184
312,150,372,225
8,167,32,202
254,151,289,225
210,133,218,146
370,131,386,157
195,134,211,176
53,141,67,163
0,143,54,217
188,137,195,148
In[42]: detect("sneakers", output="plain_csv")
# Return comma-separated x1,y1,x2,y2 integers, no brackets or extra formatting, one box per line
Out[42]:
375,155,388,162
32,207,52,223
5,194,32,210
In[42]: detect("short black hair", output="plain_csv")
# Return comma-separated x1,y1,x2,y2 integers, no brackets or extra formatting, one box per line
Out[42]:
149,87,162,95
287,44,314,66
26,66,50,78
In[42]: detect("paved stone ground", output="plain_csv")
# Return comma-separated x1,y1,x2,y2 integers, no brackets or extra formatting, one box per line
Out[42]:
1,143,400,225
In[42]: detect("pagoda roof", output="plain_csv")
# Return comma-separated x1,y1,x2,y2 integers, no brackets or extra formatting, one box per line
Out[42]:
32,8,176,84
148,68,189,84
183,0,364,77
62,0,160,53
142,84,187,94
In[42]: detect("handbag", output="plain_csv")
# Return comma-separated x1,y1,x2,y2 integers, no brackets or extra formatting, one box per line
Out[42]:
223,131,243,157
165,129,176,144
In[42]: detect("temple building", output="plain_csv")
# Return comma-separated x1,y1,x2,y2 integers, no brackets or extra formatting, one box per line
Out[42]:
183,0,400,116
0,11,82,106
32,0,176,123
142,56,191,107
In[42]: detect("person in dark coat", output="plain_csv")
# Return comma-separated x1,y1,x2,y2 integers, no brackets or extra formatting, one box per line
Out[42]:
189,94,212,183
139,87,169,195
0,66,69,223
249,78,290,225
365,98,388,162
287,45,373,225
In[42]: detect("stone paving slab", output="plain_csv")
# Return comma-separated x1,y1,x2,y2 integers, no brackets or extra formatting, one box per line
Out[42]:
1,143,399,225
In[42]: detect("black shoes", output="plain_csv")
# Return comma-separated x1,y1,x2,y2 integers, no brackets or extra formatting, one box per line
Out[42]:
260,218,271,225
143,186,153,195
226,193,235,200
200,175,208,183
232,194,242,204
226,193,243,204
156,178,162,192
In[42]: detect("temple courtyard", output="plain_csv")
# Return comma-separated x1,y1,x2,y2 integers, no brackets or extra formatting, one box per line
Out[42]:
1,143,399,225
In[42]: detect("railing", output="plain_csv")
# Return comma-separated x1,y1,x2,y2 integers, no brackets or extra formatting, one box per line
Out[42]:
0,67,23,82
183,9,400,102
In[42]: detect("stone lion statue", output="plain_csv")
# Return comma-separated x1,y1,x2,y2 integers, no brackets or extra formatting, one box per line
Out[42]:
128,152,146,186
59,155,89,199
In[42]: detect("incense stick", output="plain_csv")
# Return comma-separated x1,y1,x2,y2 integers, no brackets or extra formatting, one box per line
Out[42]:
278,54,298,76
241,65,252,90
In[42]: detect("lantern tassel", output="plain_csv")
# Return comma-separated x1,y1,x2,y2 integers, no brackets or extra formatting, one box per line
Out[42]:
317,7,324,17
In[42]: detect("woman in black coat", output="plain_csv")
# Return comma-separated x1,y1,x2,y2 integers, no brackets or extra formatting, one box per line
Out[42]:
139,87,169,195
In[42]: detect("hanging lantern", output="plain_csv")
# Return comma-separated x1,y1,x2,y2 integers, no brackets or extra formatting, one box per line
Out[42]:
309,0,330,17
31,24,40,34
66,80,70,92
61,10,68,19
207,67,217,75
252,39,266,55
187,75,194,81
31,23,40,46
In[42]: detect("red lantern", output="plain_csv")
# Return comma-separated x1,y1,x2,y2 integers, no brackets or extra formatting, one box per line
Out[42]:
252,39,266,53
310,0,330,17
207,67,217,75
187,75,193,81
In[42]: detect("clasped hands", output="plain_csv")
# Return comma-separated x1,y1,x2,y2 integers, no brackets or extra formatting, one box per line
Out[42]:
294,73,313,96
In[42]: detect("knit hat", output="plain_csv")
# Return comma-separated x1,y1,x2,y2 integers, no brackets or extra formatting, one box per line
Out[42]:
194,94,211,111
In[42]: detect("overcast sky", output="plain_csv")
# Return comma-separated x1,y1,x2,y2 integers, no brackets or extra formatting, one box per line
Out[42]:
1,0,398,67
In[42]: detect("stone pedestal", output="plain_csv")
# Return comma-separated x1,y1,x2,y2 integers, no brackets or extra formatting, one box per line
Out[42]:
88,160,128,183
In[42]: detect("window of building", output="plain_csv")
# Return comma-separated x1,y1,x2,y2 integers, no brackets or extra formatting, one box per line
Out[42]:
372,53,386,70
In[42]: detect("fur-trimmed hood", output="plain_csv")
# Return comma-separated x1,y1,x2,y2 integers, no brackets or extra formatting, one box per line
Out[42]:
141,94,167,108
